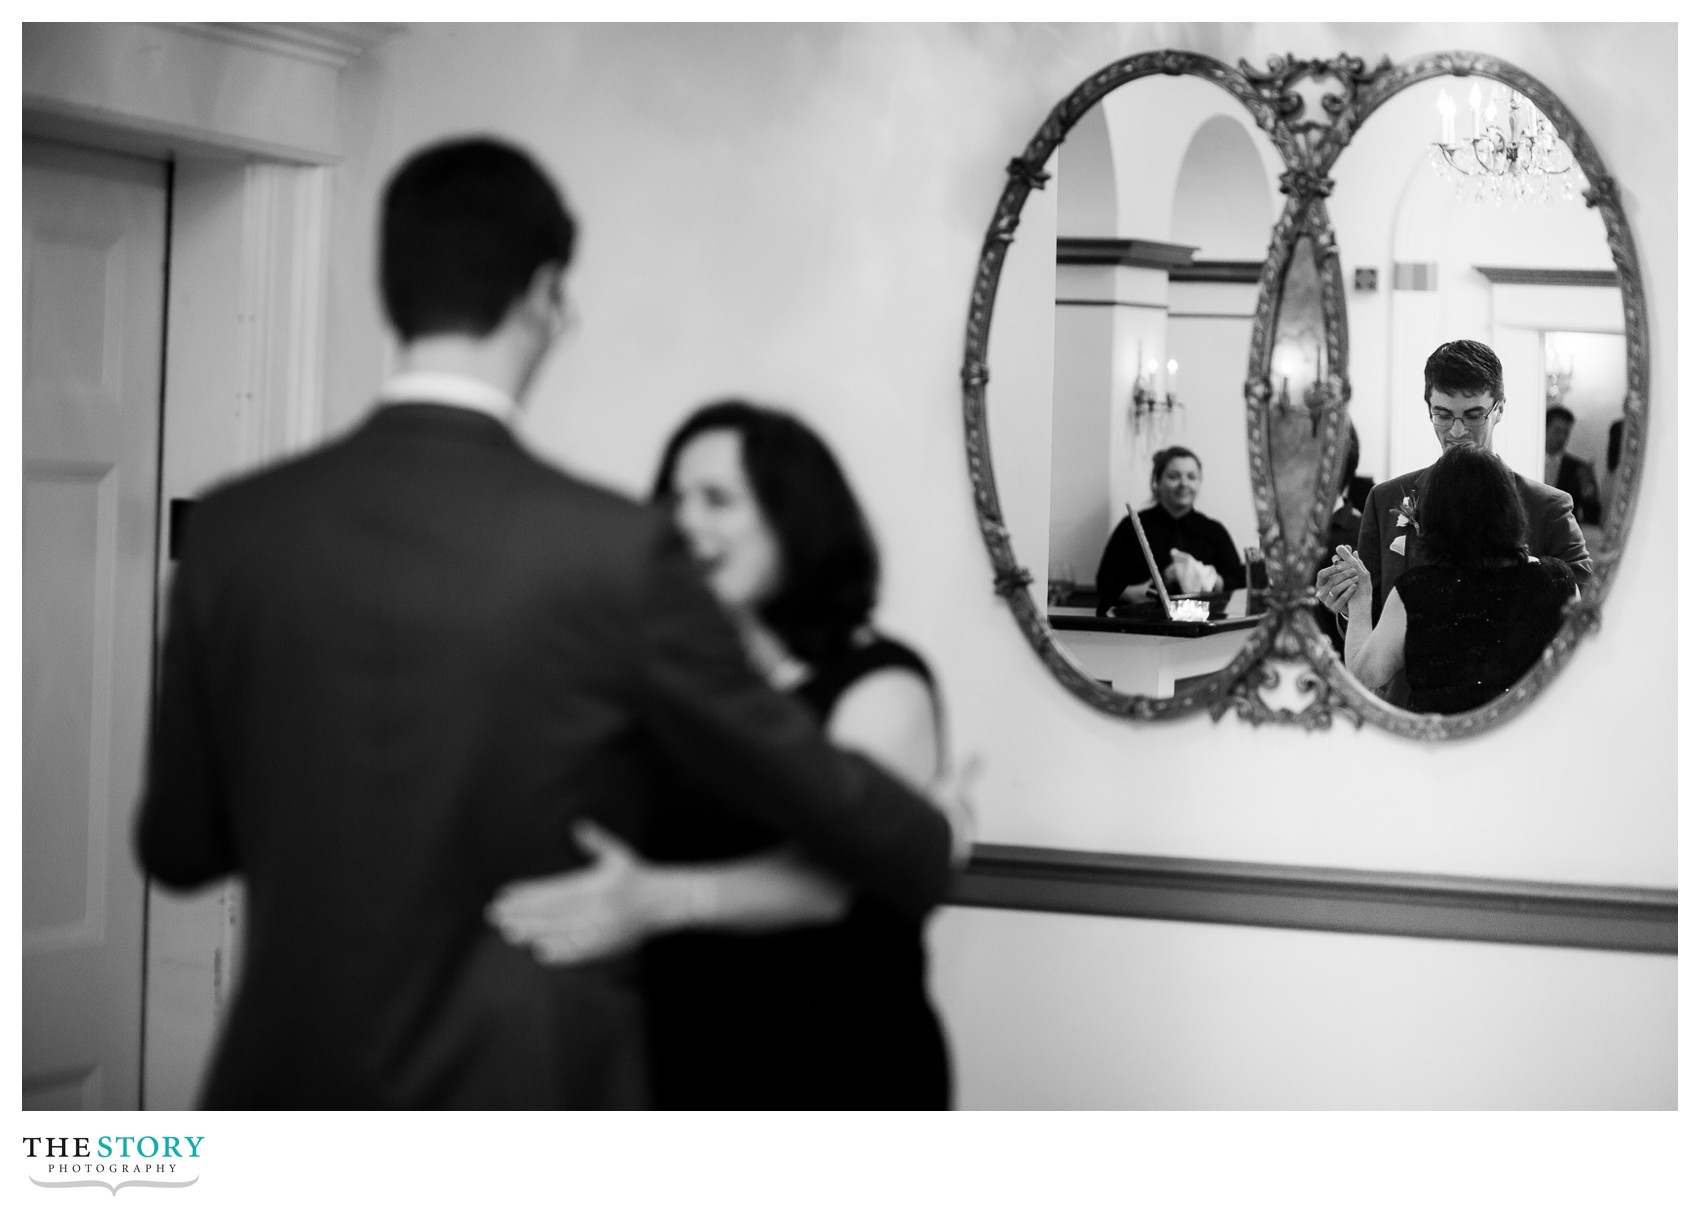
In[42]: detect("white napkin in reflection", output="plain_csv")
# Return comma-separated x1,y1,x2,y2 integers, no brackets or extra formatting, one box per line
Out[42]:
1168,549,1219,595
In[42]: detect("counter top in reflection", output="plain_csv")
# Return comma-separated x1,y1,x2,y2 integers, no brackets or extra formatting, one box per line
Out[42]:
1048,589,1266,638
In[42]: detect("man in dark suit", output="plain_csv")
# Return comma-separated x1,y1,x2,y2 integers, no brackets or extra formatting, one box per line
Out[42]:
1315,340,1592,704
1544,405,1602,525
134,138,954,1109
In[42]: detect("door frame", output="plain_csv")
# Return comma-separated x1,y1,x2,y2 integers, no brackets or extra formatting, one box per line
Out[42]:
23,21,383,1108
141,156,334,1110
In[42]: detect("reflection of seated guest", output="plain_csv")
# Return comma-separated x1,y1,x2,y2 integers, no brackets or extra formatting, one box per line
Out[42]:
1544,405,1601,525
1601,415,1625,522
1337,445,1577,714
1094,445,1244,616
1314,422,1365,656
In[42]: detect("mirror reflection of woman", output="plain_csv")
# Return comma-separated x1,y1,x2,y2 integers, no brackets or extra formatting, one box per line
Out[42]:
1094,445,1246,616
492,400,955,1109
1337,444,1578,714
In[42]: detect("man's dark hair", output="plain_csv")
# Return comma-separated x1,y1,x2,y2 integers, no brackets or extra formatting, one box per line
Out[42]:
1423,339,1505,406
1420,444,1528,568
652,400,879,666
380,137,576,341
1546,405,1577,427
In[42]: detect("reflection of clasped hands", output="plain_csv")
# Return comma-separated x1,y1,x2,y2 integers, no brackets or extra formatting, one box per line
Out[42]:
1315,546,1364,615
1322,545,1372,615
489,757,982,966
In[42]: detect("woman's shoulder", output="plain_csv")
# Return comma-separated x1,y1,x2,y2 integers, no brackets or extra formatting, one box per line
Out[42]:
806,632,937,740
1101,513,1137,547
1190,509,1233,536
837,633,935,687
1394,562,1454,595
1531,555,1578,592
798,631,936,718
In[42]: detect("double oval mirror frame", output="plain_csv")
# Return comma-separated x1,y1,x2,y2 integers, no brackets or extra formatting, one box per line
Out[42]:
962,50,1649,738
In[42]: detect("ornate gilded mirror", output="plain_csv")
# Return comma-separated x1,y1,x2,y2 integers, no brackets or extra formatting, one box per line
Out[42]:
963,51,1647,735
974,53,1287,720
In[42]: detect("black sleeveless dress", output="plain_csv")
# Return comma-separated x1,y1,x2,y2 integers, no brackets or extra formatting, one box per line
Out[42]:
638,637,952,1109
1396,556,1575,714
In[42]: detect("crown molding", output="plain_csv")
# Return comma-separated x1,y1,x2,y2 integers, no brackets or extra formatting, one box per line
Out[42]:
166,22,401,69
1057,237,1198,271
1169,259,1264,284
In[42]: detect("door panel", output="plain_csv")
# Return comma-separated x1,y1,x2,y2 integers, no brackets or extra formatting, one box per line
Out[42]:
22,139,169,1111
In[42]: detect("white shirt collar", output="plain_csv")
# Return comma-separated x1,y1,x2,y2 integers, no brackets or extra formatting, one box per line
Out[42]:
376,371,518,424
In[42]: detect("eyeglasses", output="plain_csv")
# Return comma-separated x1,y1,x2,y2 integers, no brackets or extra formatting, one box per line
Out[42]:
1429,403,1500,430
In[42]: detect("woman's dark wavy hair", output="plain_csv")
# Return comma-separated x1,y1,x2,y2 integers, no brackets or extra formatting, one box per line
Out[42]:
651,400,879,665
1419,444,1530,568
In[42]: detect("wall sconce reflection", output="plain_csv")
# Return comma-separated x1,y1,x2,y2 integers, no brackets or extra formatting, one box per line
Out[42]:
1272,340,1329,435
1130,348,1184,439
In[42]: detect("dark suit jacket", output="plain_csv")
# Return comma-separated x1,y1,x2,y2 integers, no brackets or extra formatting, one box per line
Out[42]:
1354,464,1592,707
135,403,953,1109
1553,452,1601,525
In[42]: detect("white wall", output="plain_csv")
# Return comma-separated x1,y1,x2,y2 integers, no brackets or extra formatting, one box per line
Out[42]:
1171,114,1277,260
930,907,1675,1109
324,22,1676,1108
1102,73,1284,250
1168,282,1259,552
1047,297,1118,582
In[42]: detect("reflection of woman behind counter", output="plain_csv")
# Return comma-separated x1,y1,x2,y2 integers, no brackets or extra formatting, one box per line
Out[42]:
1094,446,1245,616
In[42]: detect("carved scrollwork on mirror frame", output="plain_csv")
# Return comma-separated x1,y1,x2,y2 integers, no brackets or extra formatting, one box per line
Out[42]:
961,49,1649,735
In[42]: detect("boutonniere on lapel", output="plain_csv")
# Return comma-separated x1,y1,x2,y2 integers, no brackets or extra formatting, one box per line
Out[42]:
1390,494,1420,556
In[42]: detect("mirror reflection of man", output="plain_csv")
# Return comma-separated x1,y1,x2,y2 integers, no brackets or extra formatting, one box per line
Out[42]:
1544,405,1602,525
1315,339,1593,704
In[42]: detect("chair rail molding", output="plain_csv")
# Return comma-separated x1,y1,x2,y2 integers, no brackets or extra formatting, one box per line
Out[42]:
951,844,1676,955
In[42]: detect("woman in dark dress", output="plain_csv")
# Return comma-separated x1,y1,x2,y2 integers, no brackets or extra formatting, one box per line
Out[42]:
494,400,953,1108
1095,445,1245,615
1336,444,1576,714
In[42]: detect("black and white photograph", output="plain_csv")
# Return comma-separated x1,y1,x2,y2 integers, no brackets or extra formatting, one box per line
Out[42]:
12,16,1687,1208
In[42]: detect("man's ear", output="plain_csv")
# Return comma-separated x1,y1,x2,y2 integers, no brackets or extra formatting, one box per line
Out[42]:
518,262,564,326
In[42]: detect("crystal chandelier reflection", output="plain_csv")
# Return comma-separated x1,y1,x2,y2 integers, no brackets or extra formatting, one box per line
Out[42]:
1428,81,1582,208
1544,334,1575,407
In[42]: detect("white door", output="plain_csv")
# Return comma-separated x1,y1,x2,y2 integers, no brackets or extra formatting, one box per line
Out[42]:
22,139,169,1110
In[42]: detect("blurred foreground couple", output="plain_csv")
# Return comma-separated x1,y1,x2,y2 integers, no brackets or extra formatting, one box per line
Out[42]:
136,137,968,1110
